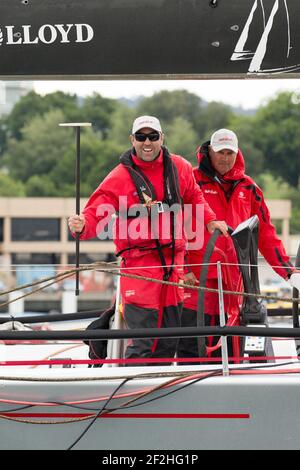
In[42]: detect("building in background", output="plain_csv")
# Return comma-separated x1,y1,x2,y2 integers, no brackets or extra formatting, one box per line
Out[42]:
0,197,294,286
0,197,115,294
0,81,34,117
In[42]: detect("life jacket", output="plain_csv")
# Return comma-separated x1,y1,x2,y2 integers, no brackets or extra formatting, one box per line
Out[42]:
118,146,182,280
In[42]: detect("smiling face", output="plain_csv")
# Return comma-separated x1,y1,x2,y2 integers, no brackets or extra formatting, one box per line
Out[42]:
131,127,164,162
209,146,237,175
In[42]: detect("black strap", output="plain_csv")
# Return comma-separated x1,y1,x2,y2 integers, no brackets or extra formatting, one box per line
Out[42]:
119,147,181,280
115,242,173,258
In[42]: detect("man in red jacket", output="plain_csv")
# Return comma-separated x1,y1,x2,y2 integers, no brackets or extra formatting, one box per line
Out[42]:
180,128,297,360
68,116,228,364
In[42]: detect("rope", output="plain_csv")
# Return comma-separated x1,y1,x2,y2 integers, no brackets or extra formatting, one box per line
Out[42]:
0,260,298,309
0,413,95,425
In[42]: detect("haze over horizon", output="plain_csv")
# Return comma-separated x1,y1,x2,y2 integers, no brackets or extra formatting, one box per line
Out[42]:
34,78,300,110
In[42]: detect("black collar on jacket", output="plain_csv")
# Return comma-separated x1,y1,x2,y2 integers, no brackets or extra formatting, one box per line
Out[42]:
120,145,181,207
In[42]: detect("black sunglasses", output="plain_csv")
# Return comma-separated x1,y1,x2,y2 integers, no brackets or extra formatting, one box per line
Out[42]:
134,132,160,142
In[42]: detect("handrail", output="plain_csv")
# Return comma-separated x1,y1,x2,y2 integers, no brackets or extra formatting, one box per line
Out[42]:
1,325,300,341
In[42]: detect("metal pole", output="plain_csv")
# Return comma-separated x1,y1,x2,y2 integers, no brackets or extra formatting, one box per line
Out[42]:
217,261,229,376
293,244,300,356
74,126,81,295
59,122,92,296
109,274,123,367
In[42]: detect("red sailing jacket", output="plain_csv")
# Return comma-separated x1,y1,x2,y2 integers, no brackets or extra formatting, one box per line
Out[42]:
79,148,216,259
188,142,294,281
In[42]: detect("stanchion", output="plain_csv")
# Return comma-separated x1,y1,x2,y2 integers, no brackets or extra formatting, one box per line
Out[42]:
217,262,229,376
59,122,92,296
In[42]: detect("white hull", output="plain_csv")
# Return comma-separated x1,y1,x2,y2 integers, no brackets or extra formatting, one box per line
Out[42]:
1,339,300,450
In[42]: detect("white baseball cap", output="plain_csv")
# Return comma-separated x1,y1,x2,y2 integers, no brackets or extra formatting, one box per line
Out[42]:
210,128,238,153
132,115,162,134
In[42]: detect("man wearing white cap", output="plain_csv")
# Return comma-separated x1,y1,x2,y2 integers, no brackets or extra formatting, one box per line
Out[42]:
68,116,228,364
180,128,298,360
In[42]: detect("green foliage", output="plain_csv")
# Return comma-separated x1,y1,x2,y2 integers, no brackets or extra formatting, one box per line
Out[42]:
3,108,72,182
229,114,264,184
107,104,136,147
25,175,57,197
198,101,234,141
1,93,125,197
136,90,204,132
254,92,300,188
136,89,234,145
0,85,298,244
50,128,123,197
4,91,79,141
80,93,118,137
0,172,25,196
164,117,198,163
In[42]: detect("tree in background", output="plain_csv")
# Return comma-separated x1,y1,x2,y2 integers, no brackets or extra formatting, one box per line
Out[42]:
50,128,123,197
197,101,234,141
0,172,25,196
80,93,118,138
1,86,299,237
229,114,265,185
164,117,198,163
106,104,136,148
136,89,233,147
254,92,300,188
4,91,79,142
3,108,72,183
136,90,205,134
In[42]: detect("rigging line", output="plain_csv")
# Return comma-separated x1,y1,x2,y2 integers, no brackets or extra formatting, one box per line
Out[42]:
16,361,298,415
0,260,113,297
0,405,34,413
107,370,222,412
0,371,193,383
108,371,247,412
0,271,298,310
1,361,299,390
0,270,76,297
51,370,224,412
0,412,96,426
0,262,118,266
0,259,287,270
0,259,294,300
66,377,130,451
2,366,299,425
0,273,73,309
2,363,299,417
107,362,300,414
107,373,198,410
0,372,196,408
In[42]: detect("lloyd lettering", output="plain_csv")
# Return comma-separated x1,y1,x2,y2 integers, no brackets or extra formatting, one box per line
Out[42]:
4,23,94,45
